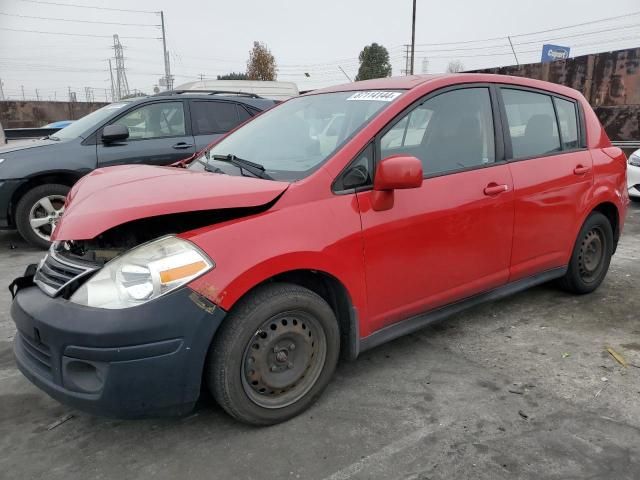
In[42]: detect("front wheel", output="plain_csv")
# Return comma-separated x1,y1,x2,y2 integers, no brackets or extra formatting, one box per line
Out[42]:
558,211,613,294
206,283,340,425
15,184,70,249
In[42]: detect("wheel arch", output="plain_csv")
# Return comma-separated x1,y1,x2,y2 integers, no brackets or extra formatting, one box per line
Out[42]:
592,201,619,249
9,170,83,226
198,267,361,361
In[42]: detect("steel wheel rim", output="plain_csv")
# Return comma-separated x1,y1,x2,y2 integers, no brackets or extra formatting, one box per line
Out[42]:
241,310,327,409
28,195,65,242
578,226,605,283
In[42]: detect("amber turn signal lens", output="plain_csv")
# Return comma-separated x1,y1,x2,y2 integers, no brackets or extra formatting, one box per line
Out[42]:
159,260,207,284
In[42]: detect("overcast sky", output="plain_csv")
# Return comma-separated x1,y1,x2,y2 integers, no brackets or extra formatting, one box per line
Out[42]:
0,0,639,101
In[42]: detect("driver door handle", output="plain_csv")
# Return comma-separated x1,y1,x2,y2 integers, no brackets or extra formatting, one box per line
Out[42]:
172,142,194,150
484,183,509,196
573,165,591,175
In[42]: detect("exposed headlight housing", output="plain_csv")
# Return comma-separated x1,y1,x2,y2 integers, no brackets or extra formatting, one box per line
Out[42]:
629,153,640,167
70,236,214,309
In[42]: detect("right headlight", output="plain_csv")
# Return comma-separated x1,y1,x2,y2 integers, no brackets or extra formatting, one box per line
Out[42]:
629,153,640,167
70,235,214,309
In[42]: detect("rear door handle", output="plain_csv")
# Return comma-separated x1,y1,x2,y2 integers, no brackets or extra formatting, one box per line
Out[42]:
484,183,509,196
172,142,194,150
574,165,591,175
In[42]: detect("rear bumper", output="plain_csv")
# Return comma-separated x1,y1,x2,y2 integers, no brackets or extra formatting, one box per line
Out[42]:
628,165,640,198
11,285,226,417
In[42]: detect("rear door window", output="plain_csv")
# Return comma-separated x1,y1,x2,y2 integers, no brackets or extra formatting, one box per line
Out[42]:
554,97,579,149
502,89,561,159
190,101,241,135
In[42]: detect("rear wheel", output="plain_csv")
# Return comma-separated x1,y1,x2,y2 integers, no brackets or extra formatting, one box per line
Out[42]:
15,184,69,249
558,212,613,294
207,283,340,425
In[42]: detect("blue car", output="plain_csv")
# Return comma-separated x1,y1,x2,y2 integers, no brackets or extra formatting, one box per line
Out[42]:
43,120,75,129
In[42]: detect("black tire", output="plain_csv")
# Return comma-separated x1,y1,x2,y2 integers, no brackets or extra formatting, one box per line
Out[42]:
558,211,613,294
15,184,69,249
630,196,640,203
207,282,340,425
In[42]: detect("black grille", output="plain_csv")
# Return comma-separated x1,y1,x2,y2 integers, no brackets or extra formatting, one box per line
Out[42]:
34,250,98,297
18,332,53,379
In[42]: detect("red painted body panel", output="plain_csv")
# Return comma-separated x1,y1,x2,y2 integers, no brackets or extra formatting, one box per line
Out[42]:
356,164,514,331
184,179,370,335
56,73,628,344
53,165,289,241
508,150,594,281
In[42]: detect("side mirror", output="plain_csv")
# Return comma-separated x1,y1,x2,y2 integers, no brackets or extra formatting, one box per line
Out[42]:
374,155,423,191
102,124,129,143
370,155,422,212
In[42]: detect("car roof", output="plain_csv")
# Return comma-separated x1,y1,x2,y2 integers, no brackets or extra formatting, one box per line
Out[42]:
308,73,583,100
125,93,275,110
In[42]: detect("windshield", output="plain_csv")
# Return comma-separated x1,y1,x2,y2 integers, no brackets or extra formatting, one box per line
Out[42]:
188,90,402,181
52,102,131,141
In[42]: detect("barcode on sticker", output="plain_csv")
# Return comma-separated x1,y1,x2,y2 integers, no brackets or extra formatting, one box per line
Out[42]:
346,91,401,102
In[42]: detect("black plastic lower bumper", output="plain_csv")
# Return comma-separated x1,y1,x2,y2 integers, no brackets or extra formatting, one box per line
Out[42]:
11,285,226,417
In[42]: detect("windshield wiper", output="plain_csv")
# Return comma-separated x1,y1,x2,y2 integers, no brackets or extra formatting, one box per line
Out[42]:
197,158,226,174
212,154,273,180
44,135,60,141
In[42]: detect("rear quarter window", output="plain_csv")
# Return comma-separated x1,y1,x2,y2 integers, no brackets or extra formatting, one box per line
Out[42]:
191,101,242,135
554,97,580,150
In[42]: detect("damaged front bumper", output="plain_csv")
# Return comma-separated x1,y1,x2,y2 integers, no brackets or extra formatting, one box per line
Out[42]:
10,274,226,418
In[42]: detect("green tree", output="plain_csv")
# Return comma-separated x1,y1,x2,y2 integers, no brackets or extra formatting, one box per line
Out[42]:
246,42,277,81
355,43,392,81
217,72,249,80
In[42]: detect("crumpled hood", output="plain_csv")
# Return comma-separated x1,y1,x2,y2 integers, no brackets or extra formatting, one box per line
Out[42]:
0,138,60,155
53,164,290,240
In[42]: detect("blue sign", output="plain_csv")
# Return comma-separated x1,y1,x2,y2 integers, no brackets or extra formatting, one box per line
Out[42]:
541,44,571,63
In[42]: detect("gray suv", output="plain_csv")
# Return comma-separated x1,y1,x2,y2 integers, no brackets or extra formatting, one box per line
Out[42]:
0,91,276,248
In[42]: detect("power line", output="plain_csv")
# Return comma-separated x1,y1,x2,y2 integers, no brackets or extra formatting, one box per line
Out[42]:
413,10,640,47
408,23,640,54
18,0,158,14
0,27,161,40
0,12,160,27
509,10,640,38
512,23,640,46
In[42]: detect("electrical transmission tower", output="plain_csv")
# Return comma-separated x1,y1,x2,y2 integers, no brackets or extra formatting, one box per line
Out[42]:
112,34,130,100
84,87,94,103
0,78,4,100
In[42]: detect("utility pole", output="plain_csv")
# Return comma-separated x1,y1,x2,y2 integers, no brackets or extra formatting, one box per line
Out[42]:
338,66,352,82
109,59,116,102
160,11,172,90
21,85,25,100
507,36,520,66
0,78,5,100
35,89,40,101
402,44,411,75
410,0,417,75
198,73,204,81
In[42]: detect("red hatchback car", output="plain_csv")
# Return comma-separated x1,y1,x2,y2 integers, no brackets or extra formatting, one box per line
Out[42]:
10,74,628,425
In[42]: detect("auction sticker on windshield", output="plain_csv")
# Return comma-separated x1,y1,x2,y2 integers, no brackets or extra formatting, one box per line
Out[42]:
346,91,402,102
